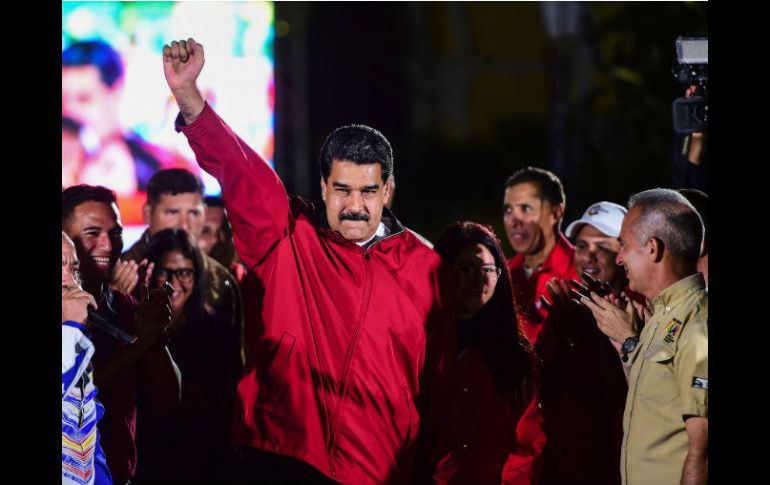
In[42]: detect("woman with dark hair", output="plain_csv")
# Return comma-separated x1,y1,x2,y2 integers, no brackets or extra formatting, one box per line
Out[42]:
133,228,242,482
430,221,536,484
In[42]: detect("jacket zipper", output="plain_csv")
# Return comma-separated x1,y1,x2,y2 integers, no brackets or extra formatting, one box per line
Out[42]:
326,248,374,479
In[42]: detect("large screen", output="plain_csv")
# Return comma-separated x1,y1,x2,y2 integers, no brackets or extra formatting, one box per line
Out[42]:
62,1,274,243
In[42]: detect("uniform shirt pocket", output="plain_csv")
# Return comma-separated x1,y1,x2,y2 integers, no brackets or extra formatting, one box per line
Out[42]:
638,341,678,404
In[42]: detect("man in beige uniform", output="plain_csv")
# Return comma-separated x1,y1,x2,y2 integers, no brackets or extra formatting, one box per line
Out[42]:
583,188,707,485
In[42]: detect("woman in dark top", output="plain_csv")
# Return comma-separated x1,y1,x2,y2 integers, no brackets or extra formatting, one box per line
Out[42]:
430,221,536,484
134,228,241,482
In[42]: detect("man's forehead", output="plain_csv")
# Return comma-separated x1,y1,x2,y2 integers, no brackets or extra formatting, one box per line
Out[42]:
205,206,225,220
620,207,641,231
156,192,203,207
329,159,384,185
72,200,119,225
505,182,543,202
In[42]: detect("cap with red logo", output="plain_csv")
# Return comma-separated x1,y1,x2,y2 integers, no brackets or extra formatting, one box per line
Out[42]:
566,201,627,239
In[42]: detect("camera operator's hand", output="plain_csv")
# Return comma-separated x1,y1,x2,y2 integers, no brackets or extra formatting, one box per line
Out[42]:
62,289,97,325
685,85,706,166
134,282,173,345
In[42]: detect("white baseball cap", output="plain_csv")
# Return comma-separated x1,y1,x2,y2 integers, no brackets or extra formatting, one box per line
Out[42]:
566,201,627,239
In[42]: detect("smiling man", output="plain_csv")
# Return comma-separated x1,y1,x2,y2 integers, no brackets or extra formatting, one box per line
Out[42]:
565,201,630,296
62,185,179,484
502,167,577,343
537,201,643,485
584,189,708,485
500,167,577,485
162,38,454,484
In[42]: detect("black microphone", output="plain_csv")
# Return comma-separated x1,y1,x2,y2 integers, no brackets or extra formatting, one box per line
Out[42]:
87,310,138,344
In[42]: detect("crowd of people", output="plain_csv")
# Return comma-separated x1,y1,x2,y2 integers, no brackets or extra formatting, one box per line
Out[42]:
62,37,708,485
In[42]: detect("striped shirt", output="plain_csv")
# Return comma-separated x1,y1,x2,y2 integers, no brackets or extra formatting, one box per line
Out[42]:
62,322,112,485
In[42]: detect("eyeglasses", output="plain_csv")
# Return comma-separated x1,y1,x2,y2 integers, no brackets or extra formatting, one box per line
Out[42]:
453,263,502,280
154,266,196,283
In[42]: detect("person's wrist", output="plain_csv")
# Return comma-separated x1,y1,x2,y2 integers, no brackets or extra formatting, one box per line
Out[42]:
620,335,640,362
172,84,204,104
172,85,206,123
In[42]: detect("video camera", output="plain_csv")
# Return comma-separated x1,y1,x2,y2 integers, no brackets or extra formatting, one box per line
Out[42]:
671,37,708,134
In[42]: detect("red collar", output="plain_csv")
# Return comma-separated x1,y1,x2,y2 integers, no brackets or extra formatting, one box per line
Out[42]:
509,232,574,275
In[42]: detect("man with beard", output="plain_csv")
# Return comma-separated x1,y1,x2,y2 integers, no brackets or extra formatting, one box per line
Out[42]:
161,38,454,484
62,185,179,485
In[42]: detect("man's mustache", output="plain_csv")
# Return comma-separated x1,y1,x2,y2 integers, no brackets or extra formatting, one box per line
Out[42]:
339,211,369,222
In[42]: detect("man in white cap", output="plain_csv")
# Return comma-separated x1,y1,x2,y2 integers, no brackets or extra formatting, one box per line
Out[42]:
537,201,645,485
565,201,632,298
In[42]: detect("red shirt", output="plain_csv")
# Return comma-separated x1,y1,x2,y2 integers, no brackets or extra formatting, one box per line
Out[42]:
178,104,455,484
508,233,578,344
506,233,577,485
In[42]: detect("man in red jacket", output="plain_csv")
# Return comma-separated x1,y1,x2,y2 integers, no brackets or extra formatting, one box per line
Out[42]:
501,166,577,485
162,38,454,484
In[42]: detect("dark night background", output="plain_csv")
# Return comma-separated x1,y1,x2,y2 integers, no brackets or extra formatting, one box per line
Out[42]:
271,1,708,254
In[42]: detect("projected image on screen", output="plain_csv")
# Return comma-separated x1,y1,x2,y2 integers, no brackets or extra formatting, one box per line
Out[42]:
62,1,275,235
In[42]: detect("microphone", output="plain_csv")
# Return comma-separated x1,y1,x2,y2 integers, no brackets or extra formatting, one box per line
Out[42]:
87,310,138,344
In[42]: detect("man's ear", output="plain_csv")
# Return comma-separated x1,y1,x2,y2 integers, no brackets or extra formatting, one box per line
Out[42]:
648,237,664,263
320,178,327,201
143,203,152,225
383,177,392,206
551,203,565,226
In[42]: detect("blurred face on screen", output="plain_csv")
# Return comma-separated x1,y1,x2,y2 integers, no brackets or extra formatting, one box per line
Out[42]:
62,65,122,140
62,129,86,188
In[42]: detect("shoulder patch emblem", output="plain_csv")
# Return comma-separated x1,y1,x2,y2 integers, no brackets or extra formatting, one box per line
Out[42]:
663,318,683,343
692,377,708,389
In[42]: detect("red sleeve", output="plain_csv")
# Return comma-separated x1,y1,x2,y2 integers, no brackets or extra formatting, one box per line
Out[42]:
501,397,546,485
177,104,290,270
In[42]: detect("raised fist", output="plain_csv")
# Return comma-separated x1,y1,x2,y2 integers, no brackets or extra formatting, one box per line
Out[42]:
162,38,205,93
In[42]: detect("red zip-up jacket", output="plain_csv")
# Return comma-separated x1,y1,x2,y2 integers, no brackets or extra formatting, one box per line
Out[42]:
177,104,454,484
